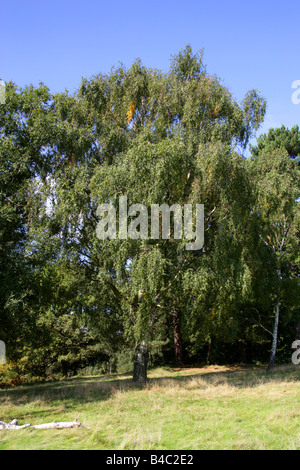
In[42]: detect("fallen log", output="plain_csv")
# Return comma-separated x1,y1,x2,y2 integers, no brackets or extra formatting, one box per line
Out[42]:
0,420,31,430
0,415,90,430
31,414,89,429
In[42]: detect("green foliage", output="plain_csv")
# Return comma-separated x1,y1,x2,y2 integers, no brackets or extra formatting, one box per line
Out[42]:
250,125,300,159
0,46,298,377
249,148,300,367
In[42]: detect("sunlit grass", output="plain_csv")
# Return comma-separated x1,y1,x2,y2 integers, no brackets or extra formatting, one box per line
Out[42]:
0,364,299,450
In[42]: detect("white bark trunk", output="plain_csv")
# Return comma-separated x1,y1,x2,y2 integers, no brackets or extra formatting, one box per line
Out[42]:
267,299,280,371
0,415,90,430
0,420,31,430
267,263,282,371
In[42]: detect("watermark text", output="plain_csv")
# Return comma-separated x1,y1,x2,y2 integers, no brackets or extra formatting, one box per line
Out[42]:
291,80,300,104
96,197,204,251
0,341,6,365
292,340,300,365
0,80,5,104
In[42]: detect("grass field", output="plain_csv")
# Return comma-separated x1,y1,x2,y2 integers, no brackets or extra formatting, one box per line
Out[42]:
0,364,299,450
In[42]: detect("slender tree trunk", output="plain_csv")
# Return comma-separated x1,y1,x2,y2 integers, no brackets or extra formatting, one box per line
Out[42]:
267,266,281,371
172,308,184,367
267,299,280,371
206,337,212,365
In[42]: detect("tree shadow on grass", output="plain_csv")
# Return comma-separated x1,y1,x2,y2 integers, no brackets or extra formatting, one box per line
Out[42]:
0,372,138,407
148,363,300,390
0,364,299,408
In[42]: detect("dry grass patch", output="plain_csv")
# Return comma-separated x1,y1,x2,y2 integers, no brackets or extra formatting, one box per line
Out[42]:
0,364,299,450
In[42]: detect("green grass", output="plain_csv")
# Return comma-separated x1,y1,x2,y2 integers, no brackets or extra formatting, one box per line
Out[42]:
0,364,299,450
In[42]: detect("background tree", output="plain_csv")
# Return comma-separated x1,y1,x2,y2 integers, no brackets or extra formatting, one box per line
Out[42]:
0,82,53,359
250,125,300,160
249,149,300,370
88,46,266,369
9,47,300,381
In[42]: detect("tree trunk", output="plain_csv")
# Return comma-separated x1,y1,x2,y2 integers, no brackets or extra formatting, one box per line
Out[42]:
267,298,280,371
267,263,282,372
206,337,212,364
133,341,148,385
172,308,184,367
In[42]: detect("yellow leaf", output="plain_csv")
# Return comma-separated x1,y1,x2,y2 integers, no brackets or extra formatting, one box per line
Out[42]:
127,99,136,123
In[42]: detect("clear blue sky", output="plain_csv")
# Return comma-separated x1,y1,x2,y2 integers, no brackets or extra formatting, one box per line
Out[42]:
0,0,299,143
